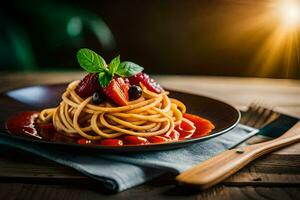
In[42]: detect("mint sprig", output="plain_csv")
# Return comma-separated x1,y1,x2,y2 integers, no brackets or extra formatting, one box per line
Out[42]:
108,55,120,75
76,48,144,88
99,71,113,88
76,48,106,72
116,61,144,77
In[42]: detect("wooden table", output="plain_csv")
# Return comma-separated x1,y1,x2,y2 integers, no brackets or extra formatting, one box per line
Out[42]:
0,72,300,200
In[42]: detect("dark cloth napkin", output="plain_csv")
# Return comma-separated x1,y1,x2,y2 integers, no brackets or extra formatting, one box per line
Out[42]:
0,124,257,192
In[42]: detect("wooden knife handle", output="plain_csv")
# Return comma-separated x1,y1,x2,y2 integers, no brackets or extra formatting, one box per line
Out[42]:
176,121,300,190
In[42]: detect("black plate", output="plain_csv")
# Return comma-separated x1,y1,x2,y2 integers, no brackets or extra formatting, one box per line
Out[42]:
0,83,240,152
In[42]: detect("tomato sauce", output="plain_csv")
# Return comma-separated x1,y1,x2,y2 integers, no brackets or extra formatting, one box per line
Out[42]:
5,111,215,146
6,111,41,139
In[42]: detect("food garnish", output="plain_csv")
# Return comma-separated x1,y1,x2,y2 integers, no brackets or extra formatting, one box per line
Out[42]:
6,48,215,147
76,48,163,106
103,77,129,106
128,72,163,93
75,73,100,98
128,85,142,100
92,91,106,105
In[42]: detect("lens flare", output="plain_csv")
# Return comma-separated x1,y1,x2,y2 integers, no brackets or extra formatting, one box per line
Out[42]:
252,0,300,77
279,0,300,27
221,0,300,77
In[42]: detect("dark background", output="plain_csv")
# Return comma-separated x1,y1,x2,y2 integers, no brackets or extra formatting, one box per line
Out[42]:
1,0,300,78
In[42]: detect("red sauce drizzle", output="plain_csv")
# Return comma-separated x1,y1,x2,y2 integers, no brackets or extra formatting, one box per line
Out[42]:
6,111,41,139
5,111,215,146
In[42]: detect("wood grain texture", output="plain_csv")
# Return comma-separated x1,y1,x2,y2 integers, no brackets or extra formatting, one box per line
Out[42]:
224,154,300,186
0,148,299,186
0,183,299,200
0,148,83,181
0,72,299,199
176,122,300,189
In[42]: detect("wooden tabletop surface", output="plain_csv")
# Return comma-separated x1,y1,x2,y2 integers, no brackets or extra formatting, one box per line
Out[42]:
0,72,300,200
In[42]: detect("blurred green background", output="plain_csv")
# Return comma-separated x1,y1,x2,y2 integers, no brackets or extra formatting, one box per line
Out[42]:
1,0,300,78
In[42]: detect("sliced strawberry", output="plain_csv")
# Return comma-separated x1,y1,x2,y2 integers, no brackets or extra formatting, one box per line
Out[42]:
100,139,123,146
180,118,196,132
104,78,129,106
77,138,92,145
183,113,215,138
116,77,129,101
175,118,196,139
163,130,180,141
148,136,169,144
75,73,100,97
128,72,163,93
122,136,149,145
124,78,130,84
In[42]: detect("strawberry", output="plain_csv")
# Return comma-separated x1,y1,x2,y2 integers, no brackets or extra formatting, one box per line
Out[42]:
75,73,100,97
183,113,215,138
104,77,129,106
163,130,180,141
128,72,163,93
147,136,169,144
175,118,196,139
77,138,92,145
122,136,149,145
100,139,124,146
117,77,129,101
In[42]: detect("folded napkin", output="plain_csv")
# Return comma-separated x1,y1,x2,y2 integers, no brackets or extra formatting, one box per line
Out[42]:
0,124,257,192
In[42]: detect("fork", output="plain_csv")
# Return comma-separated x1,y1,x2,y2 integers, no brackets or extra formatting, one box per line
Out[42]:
238,103,281,145
176,103,300,190
240,102,280,129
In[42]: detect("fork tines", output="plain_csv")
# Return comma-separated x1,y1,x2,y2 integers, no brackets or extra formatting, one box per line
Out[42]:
240,102,280,129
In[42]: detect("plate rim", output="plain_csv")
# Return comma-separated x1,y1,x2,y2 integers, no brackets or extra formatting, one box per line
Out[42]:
0,82,241,152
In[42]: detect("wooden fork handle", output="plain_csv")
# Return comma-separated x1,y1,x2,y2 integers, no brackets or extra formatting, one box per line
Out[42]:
176,121,300,190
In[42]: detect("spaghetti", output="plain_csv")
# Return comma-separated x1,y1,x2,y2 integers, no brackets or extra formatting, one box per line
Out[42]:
39,80,186,141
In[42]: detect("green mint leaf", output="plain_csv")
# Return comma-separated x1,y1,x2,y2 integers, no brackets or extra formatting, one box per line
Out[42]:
108,55,120,75
77,48,106,73
116,61,144,77
98,71,113,88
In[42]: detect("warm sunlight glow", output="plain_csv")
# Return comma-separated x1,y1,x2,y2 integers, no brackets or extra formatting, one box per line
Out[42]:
279,1,300,27
223,0,300,77
249,0,300,77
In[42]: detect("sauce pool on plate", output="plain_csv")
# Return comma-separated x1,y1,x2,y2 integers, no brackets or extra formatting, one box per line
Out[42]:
5,111,215,146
